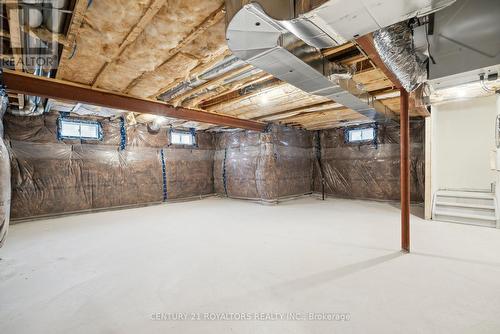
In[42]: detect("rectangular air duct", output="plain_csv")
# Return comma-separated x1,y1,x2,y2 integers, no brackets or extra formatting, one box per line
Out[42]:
225,0,455,120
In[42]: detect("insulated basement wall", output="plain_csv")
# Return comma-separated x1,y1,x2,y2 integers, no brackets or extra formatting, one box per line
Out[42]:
0,96,10,246
5,113,214,220
214,126,314,202
314,120,425,202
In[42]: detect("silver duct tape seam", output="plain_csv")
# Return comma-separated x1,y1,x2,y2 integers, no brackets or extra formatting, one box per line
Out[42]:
373,22,427,92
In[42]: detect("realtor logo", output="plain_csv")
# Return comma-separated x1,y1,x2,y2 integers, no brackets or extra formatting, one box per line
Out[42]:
1,1,63,71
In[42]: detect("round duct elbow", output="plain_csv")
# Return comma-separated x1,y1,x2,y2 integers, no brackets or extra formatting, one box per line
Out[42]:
373,22,428,92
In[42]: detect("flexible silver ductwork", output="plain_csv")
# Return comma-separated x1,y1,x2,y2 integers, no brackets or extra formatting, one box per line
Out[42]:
373,22,427,92
225,0,455,119
9,66,49,116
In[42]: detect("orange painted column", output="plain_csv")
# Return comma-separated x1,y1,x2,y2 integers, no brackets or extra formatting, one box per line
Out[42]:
400,88,410,252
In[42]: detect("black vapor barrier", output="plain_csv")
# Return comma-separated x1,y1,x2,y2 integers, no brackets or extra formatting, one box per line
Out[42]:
4,112,214,221
313,120,425,202
214,126,314,203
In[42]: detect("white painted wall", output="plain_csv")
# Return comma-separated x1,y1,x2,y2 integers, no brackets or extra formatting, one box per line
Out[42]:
431,95,497,193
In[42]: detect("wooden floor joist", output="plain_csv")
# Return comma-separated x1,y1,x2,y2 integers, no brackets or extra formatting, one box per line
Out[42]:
92,0,169,88
56,0,89,80
125,5,226,94
2,69,266,132
5,0,24,109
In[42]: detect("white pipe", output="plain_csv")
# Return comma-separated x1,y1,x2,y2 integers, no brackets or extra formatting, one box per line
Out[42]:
25,8,43,28
46,0,68,9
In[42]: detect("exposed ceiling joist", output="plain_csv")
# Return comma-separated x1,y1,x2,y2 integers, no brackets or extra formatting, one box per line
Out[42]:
254,101,341,121
184,71,270,108
356,34,401,89
322,42,355,57
356,34,430,117
56,0,89,80
2,69,266,131
170,64,254,106
23,26,67,46
205,78,285,113
154,48,231,100
199,73,274,109
125,5,226,95
5,0,24,108
91,0,168,88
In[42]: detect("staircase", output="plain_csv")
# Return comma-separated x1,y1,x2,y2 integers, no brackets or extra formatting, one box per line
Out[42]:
432,190,499,228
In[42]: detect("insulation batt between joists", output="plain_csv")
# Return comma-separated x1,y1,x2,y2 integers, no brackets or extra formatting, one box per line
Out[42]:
61,0,225,97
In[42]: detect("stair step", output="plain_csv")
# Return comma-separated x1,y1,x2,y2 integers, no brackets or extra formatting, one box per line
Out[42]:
434,210,497,221
433,215,497,228
435,201,496,210
436,190,495,200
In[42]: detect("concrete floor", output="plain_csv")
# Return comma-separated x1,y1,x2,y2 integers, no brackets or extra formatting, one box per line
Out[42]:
1,197,500,334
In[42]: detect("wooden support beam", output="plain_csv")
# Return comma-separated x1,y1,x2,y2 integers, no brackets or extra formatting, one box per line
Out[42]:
356,34,430,118
92,0,168,88
400,87,410,253
356,34,401,89
2,69,266,131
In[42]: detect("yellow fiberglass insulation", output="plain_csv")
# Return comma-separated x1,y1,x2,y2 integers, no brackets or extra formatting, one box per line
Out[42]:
61,0,153,85
96,0,223,93
128,20,228,98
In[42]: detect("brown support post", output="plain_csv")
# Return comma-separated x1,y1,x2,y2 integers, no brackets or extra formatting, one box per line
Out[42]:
400,88,410,252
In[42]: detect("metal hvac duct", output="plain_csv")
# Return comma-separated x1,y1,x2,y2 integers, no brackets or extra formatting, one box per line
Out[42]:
373,22,428,92
225,0,455,119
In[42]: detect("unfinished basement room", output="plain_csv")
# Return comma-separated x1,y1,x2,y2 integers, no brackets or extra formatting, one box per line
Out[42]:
1,0,500,333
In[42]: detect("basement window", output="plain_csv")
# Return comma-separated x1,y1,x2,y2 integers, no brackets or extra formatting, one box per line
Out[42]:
170,130,195,146
346,127,376,143
58,118,103,141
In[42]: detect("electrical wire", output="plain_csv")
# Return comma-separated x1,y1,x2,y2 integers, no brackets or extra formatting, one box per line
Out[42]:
425,22,436,65
479,74,495,93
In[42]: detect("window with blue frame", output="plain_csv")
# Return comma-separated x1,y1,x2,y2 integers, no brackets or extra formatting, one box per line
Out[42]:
346,127,376,143
58,118,103,141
